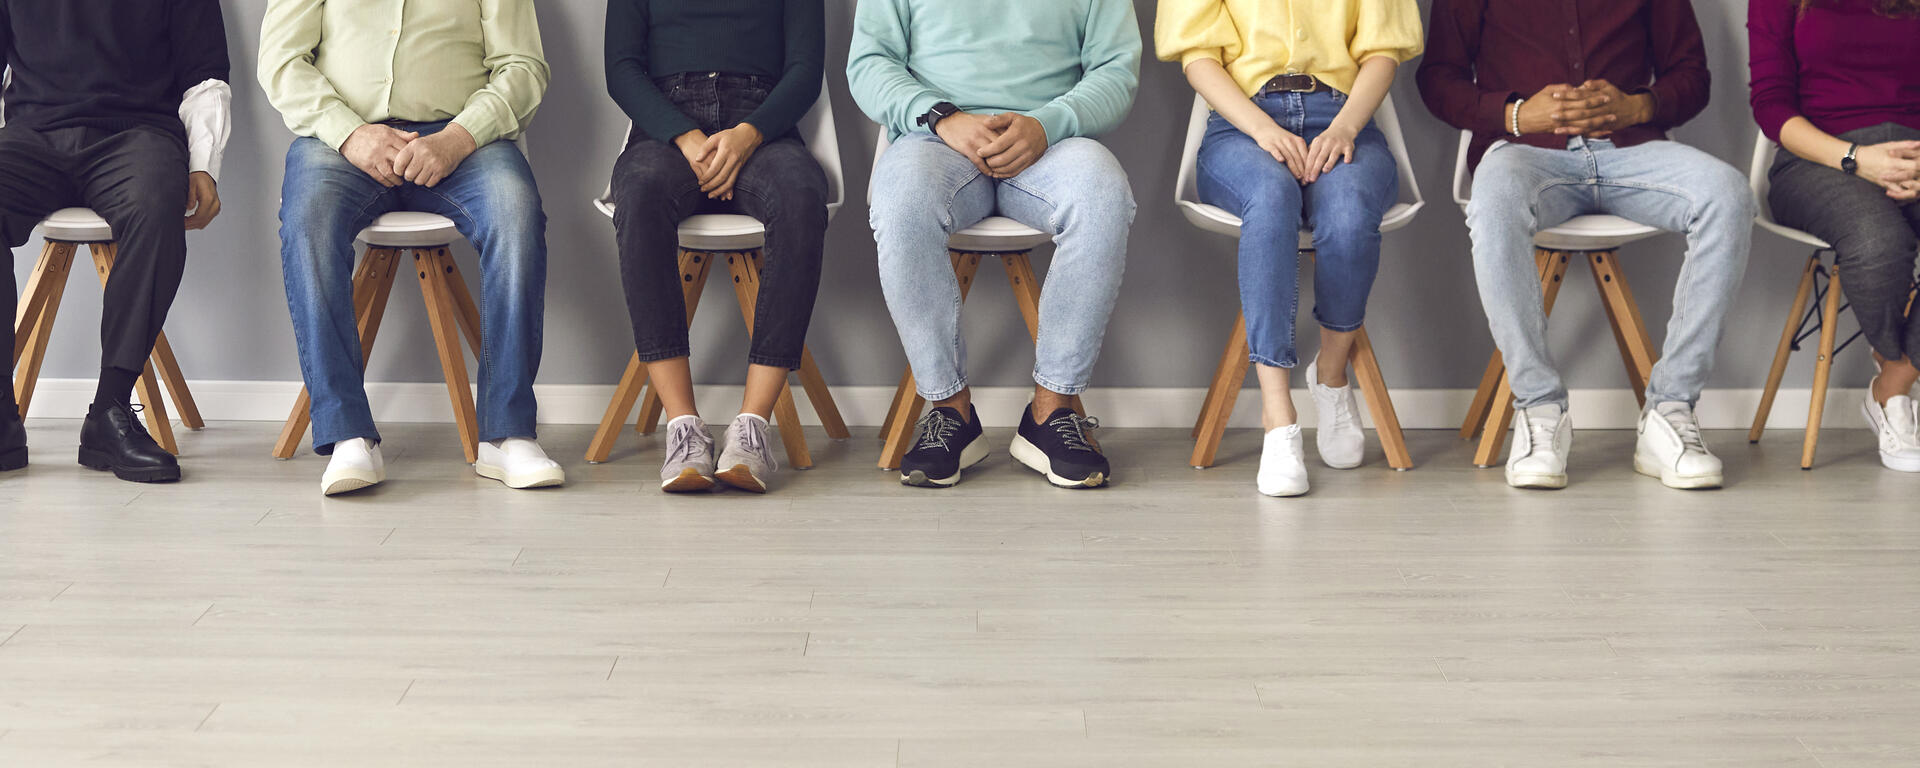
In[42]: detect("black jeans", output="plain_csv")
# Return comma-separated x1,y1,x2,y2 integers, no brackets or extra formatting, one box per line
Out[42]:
0,123,189,410
1771,122,1920,362
610,72,829,370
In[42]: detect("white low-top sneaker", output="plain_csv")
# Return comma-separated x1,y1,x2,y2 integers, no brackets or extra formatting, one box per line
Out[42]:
1257,424,1310,497
715,414,778,494
1506,404,1571,490
476,437,566,489
1306,359,1364,470
1633,402,1723,489
1862,383,1920,473
321,437,385,496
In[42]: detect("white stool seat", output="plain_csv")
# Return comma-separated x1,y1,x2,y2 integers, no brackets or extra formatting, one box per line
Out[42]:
357,211,460,248
1178,200,1422,247
40,207,114,243
1749,141,1835,250
1533,215,1663,251
593,198,847,252
950,216,1051,253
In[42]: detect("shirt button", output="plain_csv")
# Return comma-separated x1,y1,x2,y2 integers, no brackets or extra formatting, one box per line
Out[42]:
1296,29,1307,41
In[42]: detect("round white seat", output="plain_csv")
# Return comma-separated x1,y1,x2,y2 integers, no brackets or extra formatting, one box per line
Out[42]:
1179,201,1422,248
949,216,1051,253
1533,215,1663,251
1749,141,1835,250
357,211,460,248
40,207,115,243
592,199,847,252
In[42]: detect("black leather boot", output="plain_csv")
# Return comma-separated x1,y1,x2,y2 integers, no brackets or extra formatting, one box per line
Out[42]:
0,415,25,472
78,401,179,483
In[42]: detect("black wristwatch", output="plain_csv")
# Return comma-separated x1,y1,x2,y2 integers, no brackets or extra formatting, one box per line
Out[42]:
916,101,959,130
1841,143,1860,175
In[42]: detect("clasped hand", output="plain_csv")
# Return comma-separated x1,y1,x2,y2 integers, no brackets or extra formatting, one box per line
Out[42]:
1516,80,1651,139
341,123,477,188
935,112,1048,179
675,124,764,201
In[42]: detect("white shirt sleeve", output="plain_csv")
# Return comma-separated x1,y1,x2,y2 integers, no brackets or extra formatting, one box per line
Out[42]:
178,79,233,181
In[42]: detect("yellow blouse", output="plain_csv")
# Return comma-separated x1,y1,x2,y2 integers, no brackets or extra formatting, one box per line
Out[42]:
1154,0,1424,97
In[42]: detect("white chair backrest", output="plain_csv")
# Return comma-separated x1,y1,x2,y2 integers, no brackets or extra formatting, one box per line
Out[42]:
597,76,844,213
1451,130,1475,207
1749,138,1780,228
1172,92,1424,216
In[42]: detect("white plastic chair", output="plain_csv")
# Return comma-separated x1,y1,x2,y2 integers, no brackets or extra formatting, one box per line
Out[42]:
586,82,851,468
273,137,531,464
1450,130,1668,467
1745,139,1901,469
13,208,203,453
1172,93,1421,471
866,129,1072,471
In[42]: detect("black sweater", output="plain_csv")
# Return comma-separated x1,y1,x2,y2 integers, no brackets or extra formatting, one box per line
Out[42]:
606,0,824,143
1,0,229,140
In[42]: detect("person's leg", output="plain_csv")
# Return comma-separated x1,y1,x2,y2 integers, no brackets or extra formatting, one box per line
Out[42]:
995,137,1137,419
1893,196,1920,397
278,137,397,453
1195,113,1305,429
408,136,546,445
0,125,80,420
610,131,708,420
1302,114,1398,384
1464,142,1591,409
869,133,995,414
727,137,829,419
68,127,188,407
1591,140,1755,407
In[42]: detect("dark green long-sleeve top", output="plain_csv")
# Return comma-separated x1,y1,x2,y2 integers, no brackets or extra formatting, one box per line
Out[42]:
605,0,824,143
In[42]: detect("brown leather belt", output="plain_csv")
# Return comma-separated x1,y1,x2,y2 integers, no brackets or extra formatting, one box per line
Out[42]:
1259,74,1325,94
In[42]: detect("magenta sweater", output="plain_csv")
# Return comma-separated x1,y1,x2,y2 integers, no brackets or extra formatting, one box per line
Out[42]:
1749,0,1920,142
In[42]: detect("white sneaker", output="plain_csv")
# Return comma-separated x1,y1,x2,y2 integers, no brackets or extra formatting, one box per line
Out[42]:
714,414,778,494
321,437,385,496
1306,359,1364,469
1257,424,1310,497
1506,404,1571,490
1862,382,1920,473
475,437,566,489
1633,402,1723,489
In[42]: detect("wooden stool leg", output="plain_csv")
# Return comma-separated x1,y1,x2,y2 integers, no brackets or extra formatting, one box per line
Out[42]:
1475,251,1573,466
1462,249,1555,439
1752,254,1821,444
1803,267,1844,470
637,250,715,436
586,352,650,463
416,248,480,463
1588,250,1658,406
275,248,404,458
1000,252,1084,416
1350,326,1412,470
726,251,812,469
13,242,78,419
1191,313,1250,468
880,252,984,470
796,348,851,440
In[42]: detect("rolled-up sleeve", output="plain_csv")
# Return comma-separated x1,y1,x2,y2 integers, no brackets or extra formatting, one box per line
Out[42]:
1350,0,1425,65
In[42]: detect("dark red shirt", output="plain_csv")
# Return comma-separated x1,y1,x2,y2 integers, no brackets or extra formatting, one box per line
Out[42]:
1416,0,1712,169
1749,0,1920,143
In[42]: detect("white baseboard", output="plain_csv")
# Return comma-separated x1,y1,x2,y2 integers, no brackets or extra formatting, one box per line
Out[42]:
17,378,1869,431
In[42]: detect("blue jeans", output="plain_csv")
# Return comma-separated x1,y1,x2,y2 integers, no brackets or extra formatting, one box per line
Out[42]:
868,133,1135,400
278,122,547,454
1466,138,1753,409
1197,90,1397,368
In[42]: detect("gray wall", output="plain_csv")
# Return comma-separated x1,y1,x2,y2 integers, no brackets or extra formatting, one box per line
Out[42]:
14,0,1858,400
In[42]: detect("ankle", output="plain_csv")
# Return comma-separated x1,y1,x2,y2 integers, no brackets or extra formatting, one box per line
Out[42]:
1262,411,1299,432
1314,356,1350,388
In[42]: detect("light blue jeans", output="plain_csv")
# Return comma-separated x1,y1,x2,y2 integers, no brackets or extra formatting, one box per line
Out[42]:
1197,90,1397,368
278,122,548,454
1466,138,1753,409
869,133,1136,400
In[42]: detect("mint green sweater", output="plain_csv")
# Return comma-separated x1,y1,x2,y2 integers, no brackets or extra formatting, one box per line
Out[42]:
847,0,1141,145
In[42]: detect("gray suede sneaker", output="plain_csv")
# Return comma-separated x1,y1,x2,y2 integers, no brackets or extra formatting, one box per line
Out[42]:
660,415,716,493
715,414,777,494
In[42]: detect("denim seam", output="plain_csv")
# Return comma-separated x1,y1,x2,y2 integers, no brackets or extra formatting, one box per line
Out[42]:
1001,178,1063,234
1032,372,1085,396
919,375,967,403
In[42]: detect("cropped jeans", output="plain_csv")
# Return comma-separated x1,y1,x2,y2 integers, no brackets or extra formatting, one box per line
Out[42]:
868,132,1135,401
1465,138,1753,410
278,122,547,454
1197,89,1397,368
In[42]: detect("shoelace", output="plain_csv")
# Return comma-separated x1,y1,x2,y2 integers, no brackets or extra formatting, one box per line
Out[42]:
914,410,960,451
667,419,711,465
1526,414,1557,454
734,418,772,465
1323,385,1358,428
1660,409,1707,453
1049,414,1102,453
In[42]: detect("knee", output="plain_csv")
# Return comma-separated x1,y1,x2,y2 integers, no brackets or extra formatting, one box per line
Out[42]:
1052,143,1136,232
1313,202,1380,244
1693,163,1756,223
1837,225,1920,271
1465,173,1536,235
475,180,548,247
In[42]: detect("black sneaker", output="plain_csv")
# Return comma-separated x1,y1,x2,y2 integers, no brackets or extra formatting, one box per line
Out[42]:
1011,404,1110,489
899,404,987,488
0,416,26,472
78,401,180,483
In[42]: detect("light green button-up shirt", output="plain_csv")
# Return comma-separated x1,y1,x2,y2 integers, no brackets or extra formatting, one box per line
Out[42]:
257,0,551,151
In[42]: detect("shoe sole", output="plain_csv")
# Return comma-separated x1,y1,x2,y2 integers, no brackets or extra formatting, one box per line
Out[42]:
476,462,566,490
322,476,380,496
900,440,990,488
1504,469,1567,490
77,447,180,483
1632,453,1723,489
0,446,25,472
1862,402,1920,472
661,467,718,493
1318,451,1363,471
1259,483,1309,498
1009,434,1108,489
715,465,767,494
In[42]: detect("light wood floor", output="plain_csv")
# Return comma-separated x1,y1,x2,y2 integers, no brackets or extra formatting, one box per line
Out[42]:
1,418,1916,767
